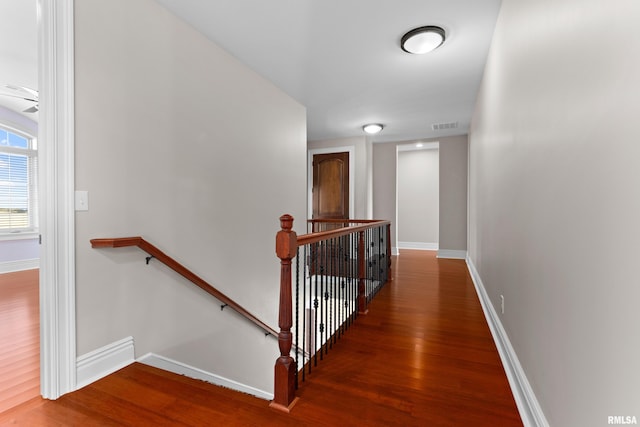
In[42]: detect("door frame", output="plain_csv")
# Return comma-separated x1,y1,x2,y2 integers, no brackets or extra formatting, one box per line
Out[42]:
38,0,76,399
307,146,355,221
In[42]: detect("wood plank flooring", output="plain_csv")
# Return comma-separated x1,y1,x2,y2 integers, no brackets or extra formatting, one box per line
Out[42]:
0,269,40,415
0,251,522,426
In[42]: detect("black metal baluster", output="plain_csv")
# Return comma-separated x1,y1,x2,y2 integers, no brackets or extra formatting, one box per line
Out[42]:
338,236,344,340
354,230,359,323
302,244,307,383
323,238,329,356
294,247,300,389
336,236,342,344
364,228,369,304
371,226,376,295
328,237,334,350
319,241,325,361
343,234,348,334
348,232,353,328
350,230,357,324
382,225,388,283
380,227,383,289
334,236,346,342
313,243,319,369
307,244,311,376
385,224,389,282
332,237,337,346
375,226,380,288
332,237,337,345
372,226,378,296
347,232,352,328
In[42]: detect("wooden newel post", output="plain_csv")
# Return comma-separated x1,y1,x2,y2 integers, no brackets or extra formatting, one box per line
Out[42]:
357,230,368,315
270,214,299,412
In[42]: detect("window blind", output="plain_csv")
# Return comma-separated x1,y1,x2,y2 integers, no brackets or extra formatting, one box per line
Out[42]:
0,127,38,232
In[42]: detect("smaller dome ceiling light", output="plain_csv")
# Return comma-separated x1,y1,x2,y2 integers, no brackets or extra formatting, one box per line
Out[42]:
363,123,384,134
401,26,446,54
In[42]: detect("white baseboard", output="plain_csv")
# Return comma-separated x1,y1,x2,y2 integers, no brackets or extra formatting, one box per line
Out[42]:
0,258,39,274
138,353,273,401
392,247,399,256
465,257,549,427
437,249,467,259
398,242,438,251
76,336,135,390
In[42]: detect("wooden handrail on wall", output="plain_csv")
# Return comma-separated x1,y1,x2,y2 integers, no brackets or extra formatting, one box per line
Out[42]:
271,215,392,413
90,237,278,338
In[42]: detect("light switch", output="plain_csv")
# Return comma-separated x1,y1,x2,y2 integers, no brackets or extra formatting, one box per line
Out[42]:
75,190,89,211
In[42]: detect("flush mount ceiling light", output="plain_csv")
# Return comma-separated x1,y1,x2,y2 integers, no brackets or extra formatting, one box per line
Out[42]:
401,26,446,54
362,123,384,134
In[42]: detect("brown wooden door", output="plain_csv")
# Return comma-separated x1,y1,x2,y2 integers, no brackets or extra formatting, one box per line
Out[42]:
311,152,350,275
312,152,349,220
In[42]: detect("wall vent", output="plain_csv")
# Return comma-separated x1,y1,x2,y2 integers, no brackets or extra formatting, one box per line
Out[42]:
431,121,459,131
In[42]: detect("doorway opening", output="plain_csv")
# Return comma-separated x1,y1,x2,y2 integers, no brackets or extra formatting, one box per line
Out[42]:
396,142,439,252
0,0,40,413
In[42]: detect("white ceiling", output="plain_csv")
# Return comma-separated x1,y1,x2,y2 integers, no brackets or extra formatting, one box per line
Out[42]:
153,0,502,143
0,1,502,142
0,0,37,120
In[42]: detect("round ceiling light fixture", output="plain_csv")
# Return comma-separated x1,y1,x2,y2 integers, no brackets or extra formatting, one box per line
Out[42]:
362,123,384,134
401,26,446,54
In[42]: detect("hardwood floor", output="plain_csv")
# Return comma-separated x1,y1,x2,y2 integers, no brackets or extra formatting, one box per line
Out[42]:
0,269,40,415
0,251,522,426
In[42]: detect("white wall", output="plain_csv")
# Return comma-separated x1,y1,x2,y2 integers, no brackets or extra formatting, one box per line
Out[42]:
0,237,39,268
372,142,397,252
439,135,467,254
469,0,640,425
74,0,306,395
397,149,439,247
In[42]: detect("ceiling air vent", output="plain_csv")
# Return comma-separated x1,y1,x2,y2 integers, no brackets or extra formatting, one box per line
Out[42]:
432,121,458,131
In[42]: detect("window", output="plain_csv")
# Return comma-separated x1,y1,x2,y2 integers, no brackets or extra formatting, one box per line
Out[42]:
0,126,38,233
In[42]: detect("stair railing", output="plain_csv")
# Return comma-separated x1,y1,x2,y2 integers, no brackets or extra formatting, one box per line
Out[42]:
90,237,278,337
270,215,392,412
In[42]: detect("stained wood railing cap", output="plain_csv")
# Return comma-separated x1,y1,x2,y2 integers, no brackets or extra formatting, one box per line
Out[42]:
276,215,297,260
279,214,294,231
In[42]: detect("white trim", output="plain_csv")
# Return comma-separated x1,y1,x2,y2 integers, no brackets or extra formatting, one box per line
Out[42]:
76,337,135,390
465,256,549,427
392,247,399,256
437,249,467,259
0,259,39,274
398,241,438,251
307,145,355,221
38,0,77,399
138,353,274,401
0,232,39,241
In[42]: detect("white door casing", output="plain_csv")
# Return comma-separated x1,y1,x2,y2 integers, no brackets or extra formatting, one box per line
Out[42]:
37,0,76,399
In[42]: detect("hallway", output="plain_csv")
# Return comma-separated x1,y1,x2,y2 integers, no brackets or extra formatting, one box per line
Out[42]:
1,251,521,426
